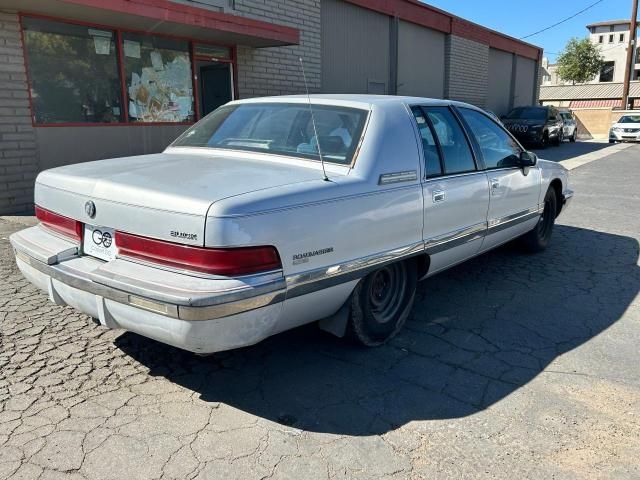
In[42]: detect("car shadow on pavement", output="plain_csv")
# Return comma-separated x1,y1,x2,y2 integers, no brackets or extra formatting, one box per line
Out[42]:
116,225,640,436
530,141,613,162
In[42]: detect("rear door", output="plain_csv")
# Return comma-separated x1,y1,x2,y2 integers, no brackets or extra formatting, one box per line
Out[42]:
456,107,541,253
411,106,490,276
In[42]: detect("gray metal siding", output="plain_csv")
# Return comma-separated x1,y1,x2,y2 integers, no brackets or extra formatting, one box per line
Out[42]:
35,126,188,171
487,48,513,116
513,56,536,107
321,0,390,94
397,20,445,98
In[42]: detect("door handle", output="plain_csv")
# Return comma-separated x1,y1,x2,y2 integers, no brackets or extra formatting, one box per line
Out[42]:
491,178,499,191
432,190,445,203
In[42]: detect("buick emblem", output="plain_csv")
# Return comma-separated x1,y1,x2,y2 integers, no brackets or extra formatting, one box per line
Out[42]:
85,201,96,219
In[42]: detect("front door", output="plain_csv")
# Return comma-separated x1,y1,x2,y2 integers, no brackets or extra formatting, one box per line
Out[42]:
199,62,233,116
456,107,541,253
412,106,490,276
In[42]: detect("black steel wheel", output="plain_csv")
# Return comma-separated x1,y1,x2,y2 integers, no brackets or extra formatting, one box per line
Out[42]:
347,260,417,347
520,187,557,253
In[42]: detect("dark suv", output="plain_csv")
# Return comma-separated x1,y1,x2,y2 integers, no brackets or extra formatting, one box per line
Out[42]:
501,106,564,148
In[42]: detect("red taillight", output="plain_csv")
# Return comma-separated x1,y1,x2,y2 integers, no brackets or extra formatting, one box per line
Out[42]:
115,231,282,276
35,206,83,242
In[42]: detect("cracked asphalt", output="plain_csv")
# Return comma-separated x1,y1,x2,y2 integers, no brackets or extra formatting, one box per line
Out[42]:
1,144,639,479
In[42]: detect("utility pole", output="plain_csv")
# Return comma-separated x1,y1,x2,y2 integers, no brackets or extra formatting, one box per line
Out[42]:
622,0,638,110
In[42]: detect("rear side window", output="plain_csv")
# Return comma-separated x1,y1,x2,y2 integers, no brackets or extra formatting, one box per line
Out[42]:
411,107,442,177
422,107,476,175
458,108,522,169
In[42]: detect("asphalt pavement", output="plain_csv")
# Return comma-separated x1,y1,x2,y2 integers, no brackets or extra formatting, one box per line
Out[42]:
0,144,639,479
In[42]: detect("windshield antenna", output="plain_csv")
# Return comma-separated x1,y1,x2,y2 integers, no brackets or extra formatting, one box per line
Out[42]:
299,57,329,182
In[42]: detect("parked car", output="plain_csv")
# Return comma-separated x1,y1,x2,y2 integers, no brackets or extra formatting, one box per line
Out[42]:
10,96,573,354
501,106,564,148
559,109,578,142
609,114,640,143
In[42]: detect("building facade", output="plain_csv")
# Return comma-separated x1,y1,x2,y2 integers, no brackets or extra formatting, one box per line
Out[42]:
542,19,640,87
0,0,541,214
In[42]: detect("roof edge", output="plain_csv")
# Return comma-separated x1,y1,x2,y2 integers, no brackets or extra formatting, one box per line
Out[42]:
343,0,542,60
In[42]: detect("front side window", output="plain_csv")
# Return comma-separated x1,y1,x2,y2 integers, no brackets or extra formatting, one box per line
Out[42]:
422,107,476,175
22,17,123,124
122,33,194,123
459,108,522,169
172,103,368,165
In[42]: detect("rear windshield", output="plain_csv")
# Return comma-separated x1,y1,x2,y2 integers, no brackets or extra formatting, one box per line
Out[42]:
504,107,547,120
172,103,369,165
619,115,640,123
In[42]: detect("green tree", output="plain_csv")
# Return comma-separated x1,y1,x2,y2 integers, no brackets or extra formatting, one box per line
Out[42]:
556,38,604,85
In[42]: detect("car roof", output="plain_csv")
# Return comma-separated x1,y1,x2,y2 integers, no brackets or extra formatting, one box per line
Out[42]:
229,94,483,112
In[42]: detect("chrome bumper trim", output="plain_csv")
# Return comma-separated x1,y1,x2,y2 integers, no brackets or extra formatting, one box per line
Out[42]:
14,248,286,322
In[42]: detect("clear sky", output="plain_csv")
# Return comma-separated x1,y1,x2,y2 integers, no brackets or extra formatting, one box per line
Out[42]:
423,0,634,61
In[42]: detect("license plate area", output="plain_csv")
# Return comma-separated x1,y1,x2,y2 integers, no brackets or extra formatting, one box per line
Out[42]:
83,225,117,261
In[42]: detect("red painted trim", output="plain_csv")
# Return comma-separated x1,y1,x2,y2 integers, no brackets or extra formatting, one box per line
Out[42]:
19,13,234,127
18,14,37,128
31,122,195,128
190,41,201,120
232,46,239,101
115,30,129,122
343,0,542,61
57,0,299,45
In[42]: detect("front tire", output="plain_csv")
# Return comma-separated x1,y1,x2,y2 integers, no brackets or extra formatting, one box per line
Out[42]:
553,130,563,146
520,188,557,253
347,260,417,347
570,130,577,142
538,132,549,149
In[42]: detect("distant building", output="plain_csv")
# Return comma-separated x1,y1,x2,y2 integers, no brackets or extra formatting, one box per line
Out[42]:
539,19,640,110
586,19,639,83
542,19,639,87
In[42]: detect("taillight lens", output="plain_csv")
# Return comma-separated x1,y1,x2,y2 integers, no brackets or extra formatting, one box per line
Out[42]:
35,205,83,242
115,231,282,276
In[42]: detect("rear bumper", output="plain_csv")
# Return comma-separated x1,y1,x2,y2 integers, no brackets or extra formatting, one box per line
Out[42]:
10,225,286,353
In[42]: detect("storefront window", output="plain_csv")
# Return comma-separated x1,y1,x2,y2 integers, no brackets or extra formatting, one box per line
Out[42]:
22,17,123,124
122,33,195,123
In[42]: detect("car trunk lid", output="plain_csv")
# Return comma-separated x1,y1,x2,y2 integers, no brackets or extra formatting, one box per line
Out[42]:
35,150,327,246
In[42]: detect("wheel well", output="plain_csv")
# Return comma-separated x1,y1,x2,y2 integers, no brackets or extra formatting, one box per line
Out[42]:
549,179,562,217
411,253,430,280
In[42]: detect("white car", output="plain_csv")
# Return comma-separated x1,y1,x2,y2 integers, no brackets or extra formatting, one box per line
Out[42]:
10,95,573,354
559,110,578,142
610,114,640,143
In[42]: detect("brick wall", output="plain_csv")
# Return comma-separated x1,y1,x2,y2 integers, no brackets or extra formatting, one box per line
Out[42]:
0,11,37,215
444,34,489,108
233,0,321,97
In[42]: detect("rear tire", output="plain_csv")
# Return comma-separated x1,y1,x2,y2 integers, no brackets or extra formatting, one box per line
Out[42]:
520,188,557,253
347,260,417,347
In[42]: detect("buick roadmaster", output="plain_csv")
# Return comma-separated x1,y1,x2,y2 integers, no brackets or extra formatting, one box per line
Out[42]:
11,96,573,353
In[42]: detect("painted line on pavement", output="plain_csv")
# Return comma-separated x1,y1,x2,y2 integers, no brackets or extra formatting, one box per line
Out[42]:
558,143,635,171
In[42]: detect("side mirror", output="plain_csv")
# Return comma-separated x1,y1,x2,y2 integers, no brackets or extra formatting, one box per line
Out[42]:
519,151,537,167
